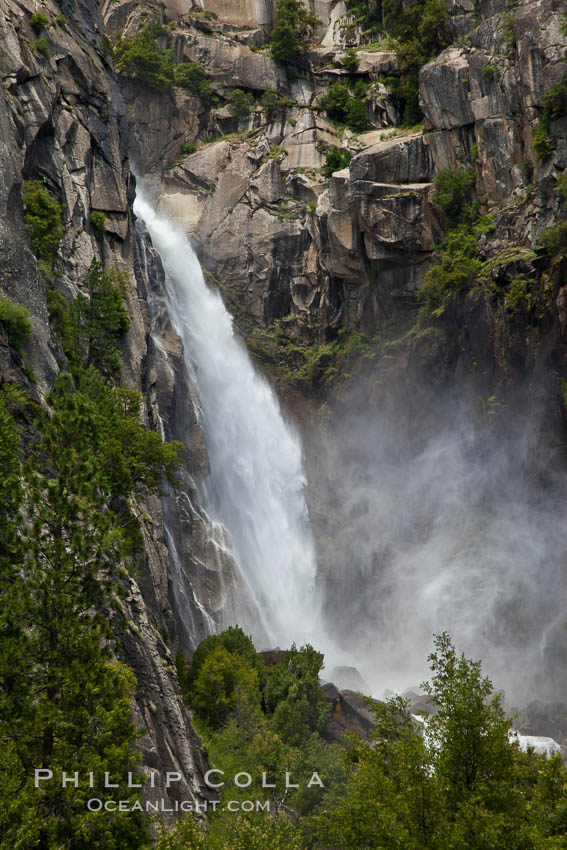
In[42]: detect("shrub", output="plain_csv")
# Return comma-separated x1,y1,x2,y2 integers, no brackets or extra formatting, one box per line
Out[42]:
113,20,173,90
227,88,255,118
113,18,212,102
0,298,32,351
434,168,476,227
533,75,567,160
381,0,449,125
320,83,368,131
29,12,49,34
21,180,64,277
180,142,197,156
174,61,213,103
346,96,368,131
191,646,260,728
343,48,358,73
270,0,320,63
260,89,280,119
322,146,352,177
30,37,50,58
482,64,497,81
90,210,105,236
538,222,567,262
419,227,482,312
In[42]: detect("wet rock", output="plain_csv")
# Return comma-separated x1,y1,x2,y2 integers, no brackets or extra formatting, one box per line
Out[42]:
322,687,378,743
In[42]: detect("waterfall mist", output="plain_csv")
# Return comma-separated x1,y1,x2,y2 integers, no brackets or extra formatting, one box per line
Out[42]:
134,193,322,651
311,378,567,706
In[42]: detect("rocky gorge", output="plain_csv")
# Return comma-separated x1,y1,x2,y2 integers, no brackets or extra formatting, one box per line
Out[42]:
1,0,567,833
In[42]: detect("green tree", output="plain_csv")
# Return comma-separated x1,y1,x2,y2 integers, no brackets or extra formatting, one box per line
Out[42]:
67,261,130,378
270,0,320,63
0,297,32,351
0,391,148,849
228,89,255,118
113,18,174,91
317,633,567,849
323,147,352,177
434,168,477,228
425,632,512,802
266,644,330,746
21,181,64,278
191,646,261,729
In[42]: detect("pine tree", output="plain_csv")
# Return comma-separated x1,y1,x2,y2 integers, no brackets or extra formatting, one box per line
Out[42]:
270,0,320,63
0,389,149,849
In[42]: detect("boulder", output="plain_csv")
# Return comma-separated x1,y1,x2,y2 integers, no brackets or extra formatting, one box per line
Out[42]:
323,687,378,743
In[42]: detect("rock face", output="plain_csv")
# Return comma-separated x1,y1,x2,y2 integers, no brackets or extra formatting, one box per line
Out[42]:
0,0,221,814
322,683,377,743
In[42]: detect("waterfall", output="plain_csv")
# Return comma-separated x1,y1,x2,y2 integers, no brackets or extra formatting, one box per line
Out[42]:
134,194,320,650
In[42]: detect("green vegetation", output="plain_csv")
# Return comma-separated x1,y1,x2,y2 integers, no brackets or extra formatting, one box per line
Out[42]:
420,227,483,314
319,83,369,132
316,632,567,849
344,0,382,39
174,61,213,103
0,261,185,846
533,74,567,160
538,221,567,262
380,0,449,124
176,627,343,847
113,18,212,102
247,320,373,391
434,168,477,228
169,629,567,848
323,146,352,177
343,48,358,73
180,141,197,156
31,36,50,58
49,261,130,378
29,11,49,34
482,63,497,81
90,209,105,236
269,0,320,63
0,297,32,351
227,88,255,117
22,180,64,278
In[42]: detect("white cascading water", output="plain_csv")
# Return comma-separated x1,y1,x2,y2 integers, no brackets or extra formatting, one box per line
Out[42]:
134,193,320,650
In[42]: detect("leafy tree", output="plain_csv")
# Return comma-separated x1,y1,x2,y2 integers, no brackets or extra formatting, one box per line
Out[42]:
185,625,259,695
21,180,64,277
316,633,567,849
0,296,32,351
533,74,567,160
154,814,206,850
425,632,512,802
208,815,303,850
265,645,330,746
113,18,212,102
270,0,320,63
538,221,567,262
90,209,105,236
49,260,130,378
191,646,260,728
